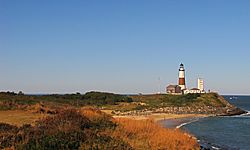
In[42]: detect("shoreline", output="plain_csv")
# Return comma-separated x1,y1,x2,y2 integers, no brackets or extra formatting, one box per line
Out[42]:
111,112,211,128
175,117,202,129
112,109,248,148
158,114,210,129
109,107,247,129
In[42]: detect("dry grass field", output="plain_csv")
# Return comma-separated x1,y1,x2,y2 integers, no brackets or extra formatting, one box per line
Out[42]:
0,110,48,126
113,118,199,150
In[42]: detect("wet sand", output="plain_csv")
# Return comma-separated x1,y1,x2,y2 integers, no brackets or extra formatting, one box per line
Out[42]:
158,116,207,129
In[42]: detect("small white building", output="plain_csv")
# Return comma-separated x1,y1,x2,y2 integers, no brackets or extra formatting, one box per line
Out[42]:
184,88,205,94
183,78,206,94
198,78,204,91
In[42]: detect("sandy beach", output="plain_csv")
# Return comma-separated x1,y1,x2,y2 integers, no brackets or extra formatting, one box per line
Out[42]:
111,113,210,128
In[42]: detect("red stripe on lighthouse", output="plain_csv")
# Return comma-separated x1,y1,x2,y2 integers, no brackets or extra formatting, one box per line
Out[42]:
179,78,185,85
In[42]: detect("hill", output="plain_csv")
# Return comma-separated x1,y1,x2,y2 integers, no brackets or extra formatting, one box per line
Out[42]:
0,91,246,116
115,93,245,116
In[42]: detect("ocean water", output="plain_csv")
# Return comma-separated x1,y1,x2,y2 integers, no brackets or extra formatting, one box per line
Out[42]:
182,96,250,150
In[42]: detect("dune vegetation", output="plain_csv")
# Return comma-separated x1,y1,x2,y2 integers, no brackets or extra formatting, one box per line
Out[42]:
0,108,199,150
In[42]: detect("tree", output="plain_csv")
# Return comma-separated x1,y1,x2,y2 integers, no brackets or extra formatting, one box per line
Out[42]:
18,91,24,95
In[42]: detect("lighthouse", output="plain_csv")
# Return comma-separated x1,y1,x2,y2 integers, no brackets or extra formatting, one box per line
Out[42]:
178,63,186,90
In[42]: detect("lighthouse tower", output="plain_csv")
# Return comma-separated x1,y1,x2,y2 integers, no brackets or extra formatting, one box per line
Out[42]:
178,63,186,90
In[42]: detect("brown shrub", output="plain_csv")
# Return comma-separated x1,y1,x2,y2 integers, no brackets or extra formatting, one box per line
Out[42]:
35,109,91,134
79,107,116,130
79,107,109,120
0,123,19,149
27,103,61,114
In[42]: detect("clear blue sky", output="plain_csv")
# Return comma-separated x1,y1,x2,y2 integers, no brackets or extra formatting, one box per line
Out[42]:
1,0,250,94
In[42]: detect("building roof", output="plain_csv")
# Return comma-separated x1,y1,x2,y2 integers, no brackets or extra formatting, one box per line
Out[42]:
190,88,200,90
167,85,180,88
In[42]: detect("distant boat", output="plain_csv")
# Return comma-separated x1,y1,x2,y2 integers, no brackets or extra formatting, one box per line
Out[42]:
229,96,238,100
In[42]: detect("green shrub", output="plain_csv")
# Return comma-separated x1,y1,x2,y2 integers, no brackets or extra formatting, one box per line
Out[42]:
81,91,133,105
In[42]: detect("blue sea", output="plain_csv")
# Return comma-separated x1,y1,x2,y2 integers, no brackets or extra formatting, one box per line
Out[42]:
182,96,250,150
